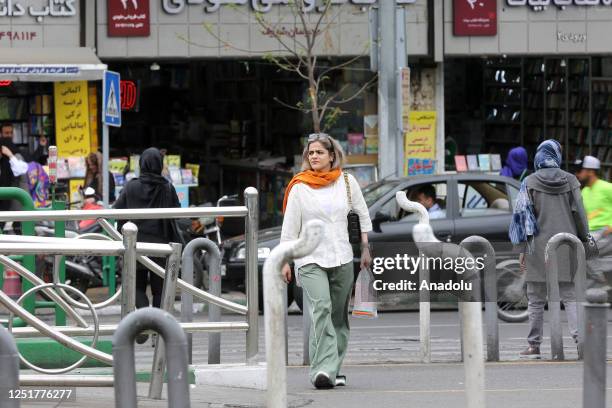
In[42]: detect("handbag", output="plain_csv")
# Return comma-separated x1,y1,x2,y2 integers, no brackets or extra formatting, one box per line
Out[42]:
343,172,362,244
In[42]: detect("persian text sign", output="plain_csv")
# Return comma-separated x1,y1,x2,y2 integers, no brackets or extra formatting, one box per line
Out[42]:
454,0,497,36
162,0,416,14
507,0,612,9
54,81,91,157
404,111,436,159
0,0,76,17
108,0,150,37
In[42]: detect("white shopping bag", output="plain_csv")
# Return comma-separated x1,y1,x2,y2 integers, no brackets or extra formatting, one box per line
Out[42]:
352,267,378,319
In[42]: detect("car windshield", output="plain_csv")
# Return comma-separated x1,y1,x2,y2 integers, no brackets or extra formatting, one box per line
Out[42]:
363,181,399,207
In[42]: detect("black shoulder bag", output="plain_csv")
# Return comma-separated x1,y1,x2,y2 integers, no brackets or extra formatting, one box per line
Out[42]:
344,172,362,244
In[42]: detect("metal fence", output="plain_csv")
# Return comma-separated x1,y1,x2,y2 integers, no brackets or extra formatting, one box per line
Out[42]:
0,187,259,393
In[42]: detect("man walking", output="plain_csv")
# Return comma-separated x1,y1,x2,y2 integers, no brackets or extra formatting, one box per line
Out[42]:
576,155,612,281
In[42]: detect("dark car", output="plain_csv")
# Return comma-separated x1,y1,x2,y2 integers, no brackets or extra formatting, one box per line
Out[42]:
221,173,525,320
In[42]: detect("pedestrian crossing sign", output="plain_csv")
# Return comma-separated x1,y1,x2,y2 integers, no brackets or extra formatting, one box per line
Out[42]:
103,70,121,127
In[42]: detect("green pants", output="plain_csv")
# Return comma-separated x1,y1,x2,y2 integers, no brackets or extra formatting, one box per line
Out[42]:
299,262,354,383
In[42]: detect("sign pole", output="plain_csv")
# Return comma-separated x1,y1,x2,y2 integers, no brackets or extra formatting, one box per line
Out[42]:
102,124,109,207
102,70,121,207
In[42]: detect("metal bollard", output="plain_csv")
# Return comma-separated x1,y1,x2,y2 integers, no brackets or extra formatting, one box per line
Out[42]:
149,243,182,399
181,238,222,365
397,194,485,408
582,288,608,408
113,307,190,408
545,232,587,361
395,193,433,363
245,187,259,365
121,222,138,318
263,220,324,408
0,324,19,408
460,236,499,362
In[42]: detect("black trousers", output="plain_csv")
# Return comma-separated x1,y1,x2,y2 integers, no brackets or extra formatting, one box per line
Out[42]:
135,259,165,309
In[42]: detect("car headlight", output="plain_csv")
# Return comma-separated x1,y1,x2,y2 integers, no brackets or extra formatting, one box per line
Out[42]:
235,247,271,260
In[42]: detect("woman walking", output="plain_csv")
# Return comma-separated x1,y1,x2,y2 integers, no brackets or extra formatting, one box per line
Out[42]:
113,148,181,316
281,133,372,388
509,140,589,359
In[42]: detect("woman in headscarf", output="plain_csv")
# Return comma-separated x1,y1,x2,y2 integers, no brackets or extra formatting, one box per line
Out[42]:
509,139,589,359
113,148,181,341
500,146,529,181
84,152,115,202
281,133,372,389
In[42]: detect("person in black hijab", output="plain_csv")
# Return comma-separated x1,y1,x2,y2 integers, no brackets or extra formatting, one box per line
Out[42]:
114,148,181,317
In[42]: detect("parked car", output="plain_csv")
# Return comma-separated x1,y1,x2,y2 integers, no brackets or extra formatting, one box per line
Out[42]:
221,173,526,321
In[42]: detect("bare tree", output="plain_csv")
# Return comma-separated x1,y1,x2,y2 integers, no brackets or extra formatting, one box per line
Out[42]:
197,0,377,133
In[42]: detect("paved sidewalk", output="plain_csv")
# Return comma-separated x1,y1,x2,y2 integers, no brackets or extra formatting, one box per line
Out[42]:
19,361,608,408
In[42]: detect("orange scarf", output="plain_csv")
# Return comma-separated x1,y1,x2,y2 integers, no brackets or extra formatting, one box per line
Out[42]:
282,168,342,213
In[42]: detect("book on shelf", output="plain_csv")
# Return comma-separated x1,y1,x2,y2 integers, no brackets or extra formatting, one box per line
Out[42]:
467,155,479,171
170,168,182,185
347,133,365,155
454,155,467,172
67,157,86,178
491,154,502,171
478,154,491,171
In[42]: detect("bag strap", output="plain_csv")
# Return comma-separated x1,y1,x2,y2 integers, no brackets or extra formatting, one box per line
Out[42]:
343,172,353,210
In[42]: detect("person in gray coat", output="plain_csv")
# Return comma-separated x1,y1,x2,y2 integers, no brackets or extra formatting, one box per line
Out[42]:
509,139,589,359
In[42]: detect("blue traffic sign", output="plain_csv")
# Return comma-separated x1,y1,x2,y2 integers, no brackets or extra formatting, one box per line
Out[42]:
103,70,121,127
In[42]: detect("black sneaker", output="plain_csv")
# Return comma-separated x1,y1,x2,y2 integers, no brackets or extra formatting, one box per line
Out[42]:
313,372,334,389
335,375,346,387
519,346,541,359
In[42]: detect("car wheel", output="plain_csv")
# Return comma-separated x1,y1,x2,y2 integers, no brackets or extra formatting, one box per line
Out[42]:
496,259,529,323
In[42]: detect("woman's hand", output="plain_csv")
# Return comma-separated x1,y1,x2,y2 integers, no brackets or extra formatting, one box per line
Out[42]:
360,243,372,270
281,263,292,284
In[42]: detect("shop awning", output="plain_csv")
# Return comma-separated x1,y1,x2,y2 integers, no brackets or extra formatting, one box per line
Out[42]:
0,47,107,82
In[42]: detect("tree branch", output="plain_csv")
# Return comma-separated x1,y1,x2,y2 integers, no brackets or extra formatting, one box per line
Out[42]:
273,97,312,113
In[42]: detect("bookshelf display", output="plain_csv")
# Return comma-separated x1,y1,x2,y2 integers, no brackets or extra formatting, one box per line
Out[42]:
483,57,611,178
592,78,612,180
0,92,54,148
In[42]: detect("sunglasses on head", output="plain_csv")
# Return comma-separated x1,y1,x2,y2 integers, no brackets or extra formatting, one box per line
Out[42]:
307,133,331,142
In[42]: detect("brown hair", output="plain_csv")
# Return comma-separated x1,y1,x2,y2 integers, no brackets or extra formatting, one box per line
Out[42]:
301,133,345,171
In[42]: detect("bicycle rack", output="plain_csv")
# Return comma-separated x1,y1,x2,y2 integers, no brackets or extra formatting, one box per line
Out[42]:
113,307,190,408
544,232,587,360
0,324,19,408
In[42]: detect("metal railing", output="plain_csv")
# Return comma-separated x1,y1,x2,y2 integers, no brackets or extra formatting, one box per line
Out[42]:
582,287,608,408
0,187,260,389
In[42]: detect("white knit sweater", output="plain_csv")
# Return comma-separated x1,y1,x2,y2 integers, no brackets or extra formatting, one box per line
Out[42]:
280,172,372,271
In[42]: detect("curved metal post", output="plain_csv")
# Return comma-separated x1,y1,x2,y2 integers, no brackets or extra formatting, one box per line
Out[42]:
121,223,138,318
181,238,222,364
264,220,324,408
149,243,182,399
460,236,499,362
245,187,259,364
545,232,587,360
397,195,485,407
113,307,190,408
583,288,609,408
396,193,432,363
0,324,19,408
